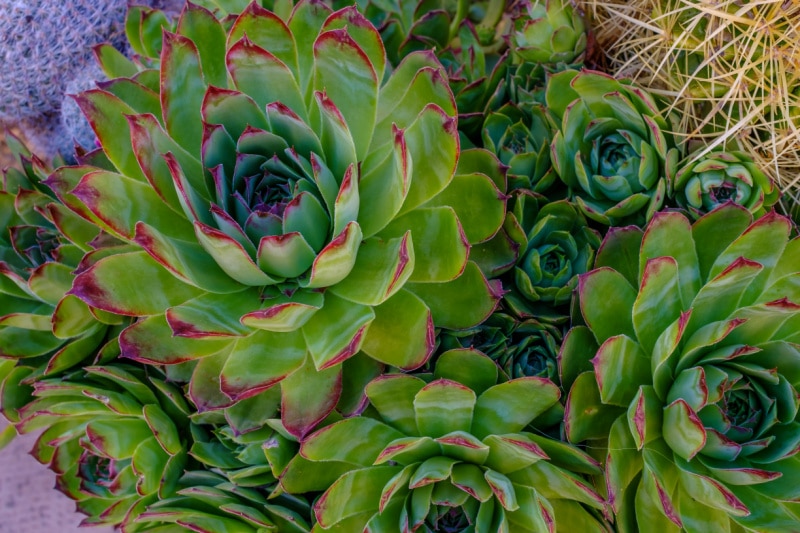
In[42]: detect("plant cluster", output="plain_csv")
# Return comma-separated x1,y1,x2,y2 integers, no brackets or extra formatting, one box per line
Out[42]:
1,0,799,532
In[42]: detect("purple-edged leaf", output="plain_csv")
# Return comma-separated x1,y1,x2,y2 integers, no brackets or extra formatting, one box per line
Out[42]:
651,310,692,401
281,355,341,440
201,86,268,140
85,419,152,459
71,90,146,181
301,221,362,289
127,113,209,207
160,32,207,153
313,28,378,159
332,165,359,236
565,372,625,443
220,329,306,401
321,6,386,84
511,460,605,511
360,288,433,370
484,434,549,474
579,267,637,344
414,379,475,438
194,222,279,286
709,210,790,285
409,456,459,488
406,261,502,330
176,2,227,87
436,431,490,464
314,467,398,528
358,126,410,238
377,57,455,138
331,233,414,306
282,190,330,253
626,385,662,450
424,171,506,245
166,290,258,338
97,78,160,116
310,91,357,179
120,315,231,365
142,404,182,455
374,436,440,466
594,225,644,289
241,289,324,333
365,374,426,436
228,2,298,76
397,104,458,215
188,350,234,412
633,257,683,353
257,232,316,278
134,222,243,294
473,378,560,439
71,169,194,241
686,257,763,338
94,43,138,78
680,317,747,372
698,461,782,486
692,203,753,281
593,335,650,407
301,292,374,370
451,463,493,502
663,399,706,461
227,36,306,120
485,469,519,511
302,417,402,465
70,250,203,316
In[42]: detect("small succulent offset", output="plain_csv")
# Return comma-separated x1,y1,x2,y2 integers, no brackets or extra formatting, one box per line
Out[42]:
512,0,587,68
561,204,800,531
503,194,601,323
547,69,680,226
55,1,505,438
668,150,779,220
15,364,190,530
281,350,610,532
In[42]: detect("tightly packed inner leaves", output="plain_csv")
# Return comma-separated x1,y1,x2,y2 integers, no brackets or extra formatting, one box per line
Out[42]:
1,0,799,532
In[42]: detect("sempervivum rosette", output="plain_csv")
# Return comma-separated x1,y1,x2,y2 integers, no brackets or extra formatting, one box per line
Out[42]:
512,0,587,68
16,364,190,530
51,2,505,439
668,150,779,220
547,70,681,226
280,349,610,532
560,204,800,531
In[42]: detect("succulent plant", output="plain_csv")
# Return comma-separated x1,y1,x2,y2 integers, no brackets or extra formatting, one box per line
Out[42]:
561,204,800,531
668,150,779,220
53,1,504,440
16,363,190,530
547,69,680,226
482,101,558,194
137,470,312,532
502,193,601,323
281,349,609,532
439,312,562,383
512,0,587,68
0,134,129,432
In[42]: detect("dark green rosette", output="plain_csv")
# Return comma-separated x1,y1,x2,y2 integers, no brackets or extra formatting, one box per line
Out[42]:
668,150,779,220
547,70,681,226
561,204,800,531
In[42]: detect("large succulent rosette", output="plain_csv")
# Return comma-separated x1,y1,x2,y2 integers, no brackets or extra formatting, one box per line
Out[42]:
561,204,800,531
547,69,680,226
52,2,505,438
668,150,779,220
16,364,190,530
281,349,610,532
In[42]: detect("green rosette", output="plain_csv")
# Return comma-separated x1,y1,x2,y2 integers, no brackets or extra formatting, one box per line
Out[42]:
561,204,800,531
55,1,505,439
281,350,610,532
547,69,681,226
